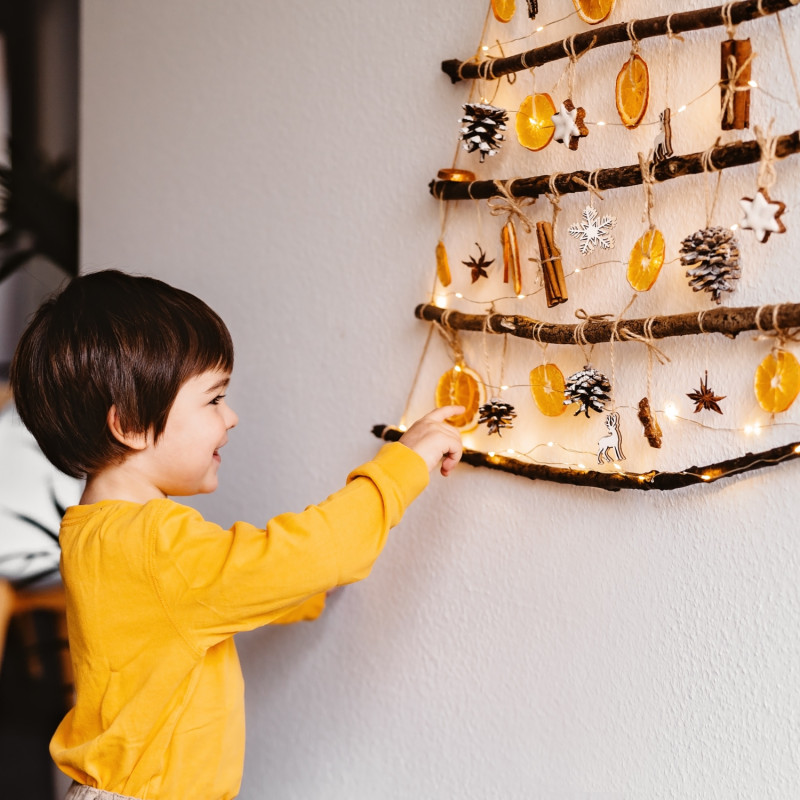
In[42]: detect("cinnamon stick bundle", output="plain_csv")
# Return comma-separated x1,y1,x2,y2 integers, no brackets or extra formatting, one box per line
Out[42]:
720,38,751,130
535,221,568,307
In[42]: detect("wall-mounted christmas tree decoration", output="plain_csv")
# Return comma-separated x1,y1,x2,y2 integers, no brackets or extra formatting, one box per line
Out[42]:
375,0,800,492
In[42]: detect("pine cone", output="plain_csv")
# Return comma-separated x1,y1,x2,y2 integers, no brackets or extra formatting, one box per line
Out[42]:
680,226,741,304
564,365,611,418
478,398,516,435
460,103,507,162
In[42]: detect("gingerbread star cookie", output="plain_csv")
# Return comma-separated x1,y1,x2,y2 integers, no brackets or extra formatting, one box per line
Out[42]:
551,99,588,151
739,189,786,243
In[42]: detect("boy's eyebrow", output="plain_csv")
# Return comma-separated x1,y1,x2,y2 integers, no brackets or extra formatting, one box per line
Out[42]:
205,377,230,393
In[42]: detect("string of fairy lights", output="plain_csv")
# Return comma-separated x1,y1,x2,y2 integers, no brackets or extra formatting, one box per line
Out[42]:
389,0,800,486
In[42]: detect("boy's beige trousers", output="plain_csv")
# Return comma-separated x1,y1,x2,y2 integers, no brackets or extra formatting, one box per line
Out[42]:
65,782,142,800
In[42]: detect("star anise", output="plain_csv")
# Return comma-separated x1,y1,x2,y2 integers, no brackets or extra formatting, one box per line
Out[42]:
462,243,494,283
687,371,726,414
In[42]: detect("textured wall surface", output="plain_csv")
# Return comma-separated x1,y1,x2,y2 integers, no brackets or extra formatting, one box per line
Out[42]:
81,1,800,797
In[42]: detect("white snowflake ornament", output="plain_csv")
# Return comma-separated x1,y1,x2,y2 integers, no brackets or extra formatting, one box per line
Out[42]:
739,189,786,243
568,205,617,254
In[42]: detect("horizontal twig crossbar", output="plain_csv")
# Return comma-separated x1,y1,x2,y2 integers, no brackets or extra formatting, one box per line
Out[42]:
415,301,800,345
442,0,799,83
372,425,800,491
430,130,800,200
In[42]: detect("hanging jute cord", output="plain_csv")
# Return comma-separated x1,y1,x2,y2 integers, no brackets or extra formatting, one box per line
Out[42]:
487,180,536,233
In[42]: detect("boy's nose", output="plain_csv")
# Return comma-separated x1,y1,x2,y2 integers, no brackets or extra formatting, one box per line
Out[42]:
226,406,239,430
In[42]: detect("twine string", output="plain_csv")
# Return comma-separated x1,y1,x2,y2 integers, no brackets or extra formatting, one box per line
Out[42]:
753,303,800,346
487,179,537,233
776,12,800,115
638,152,656,230
608,295,639,410
553,34,596,100
626,19,641,56
547,172,563,235
665,14,685,109
700,141,724,227
572,170,604,205
721,2,737,38
399,323,435,429
573,307,612,362
754,123,779,191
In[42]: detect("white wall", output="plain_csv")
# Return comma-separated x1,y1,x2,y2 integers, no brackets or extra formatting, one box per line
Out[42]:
81,2,800,797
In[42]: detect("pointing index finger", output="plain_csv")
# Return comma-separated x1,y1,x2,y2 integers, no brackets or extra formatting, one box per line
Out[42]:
427,405,466,423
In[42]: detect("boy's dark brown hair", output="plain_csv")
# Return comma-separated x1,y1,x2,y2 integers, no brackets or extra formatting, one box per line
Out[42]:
9,270,234,479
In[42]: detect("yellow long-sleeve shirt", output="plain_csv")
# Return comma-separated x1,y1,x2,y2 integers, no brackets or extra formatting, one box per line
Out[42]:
51,442,428,800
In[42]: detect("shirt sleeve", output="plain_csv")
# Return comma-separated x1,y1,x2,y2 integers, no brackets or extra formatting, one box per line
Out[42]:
148,442,428,651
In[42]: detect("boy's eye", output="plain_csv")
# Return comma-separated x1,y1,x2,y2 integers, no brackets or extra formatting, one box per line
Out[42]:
210,394,226,405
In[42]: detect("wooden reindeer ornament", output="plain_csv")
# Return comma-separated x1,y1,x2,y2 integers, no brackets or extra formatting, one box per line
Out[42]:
597,411,625,464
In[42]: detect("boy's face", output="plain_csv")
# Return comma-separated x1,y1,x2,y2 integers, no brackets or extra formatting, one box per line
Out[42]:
142,368,238,497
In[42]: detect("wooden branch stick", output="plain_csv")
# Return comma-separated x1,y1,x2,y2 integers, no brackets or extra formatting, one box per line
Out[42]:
442,0,799,83
415,301,800,345
430,130,800,201
372,425,800,492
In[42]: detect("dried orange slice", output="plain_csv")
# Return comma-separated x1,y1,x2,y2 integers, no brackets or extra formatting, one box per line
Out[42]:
516,93,556,151
530,363,567,417
435,240,451,287
627,229,665,292
754,350,800,413
572,0,614,24
435,364,485,430
491,0,515,22
616,53,649,128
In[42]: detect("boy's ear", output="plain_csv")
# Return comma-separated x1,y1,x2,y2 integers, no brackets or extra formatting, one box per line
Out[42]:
106,405,149,451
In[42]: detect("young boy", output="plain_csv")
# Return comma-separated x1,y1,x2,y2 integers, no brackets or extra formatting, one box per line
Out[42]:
9,269,463,800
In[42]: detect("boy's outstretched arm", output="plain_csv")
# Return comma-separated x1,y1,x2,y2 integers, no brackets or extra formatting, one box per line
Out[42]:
398,406,465,477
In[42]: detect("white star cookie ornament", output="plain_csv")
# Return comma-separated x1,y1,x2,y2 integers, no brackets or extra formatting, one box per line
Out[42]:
551,99,588,151
739,189,786,243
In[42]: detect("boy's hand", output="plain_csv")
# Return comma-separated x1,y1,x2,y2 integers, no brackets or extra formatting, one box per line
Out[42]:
399,406,465,477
